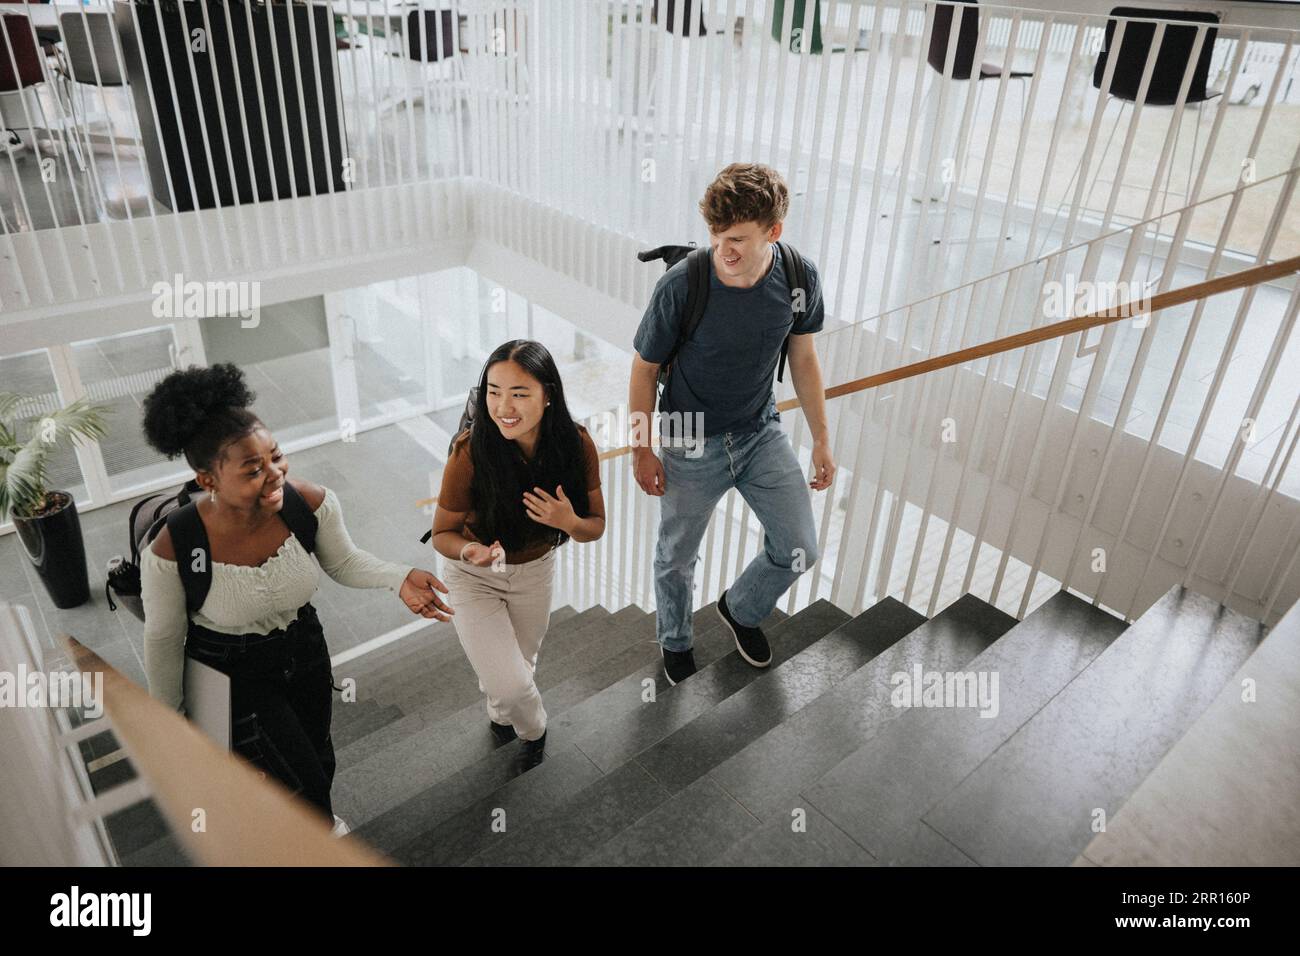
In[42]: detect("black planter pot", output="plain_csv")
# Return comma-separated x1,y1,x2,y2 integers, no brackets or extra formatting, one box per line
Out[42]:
12,491,91,609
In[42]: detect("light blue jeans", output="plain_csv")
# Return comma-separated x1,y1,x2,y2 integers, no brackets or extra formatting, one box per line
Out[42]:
654,402,820,652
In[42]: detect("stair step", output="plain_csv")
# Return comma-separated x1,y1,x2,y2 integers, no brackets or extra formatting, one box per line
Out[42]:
355,603,751,858
709,592,1004,827
920,585,1262,866
803,589,1125,865
389,744,605,866
104,799,171,859
1076,594,1298,866
329,696,387,734
334,606,664,829
332,703,405,750
351,641,663,854
333,608,654,772
572,601,844,775
335,621,460,684
88,753,138,794
339,606,585,687
119,831,190,867
432,602,837,867
345,606,644,758
636,596,925,795
579,776,755,867
375,606,626,710
78,728,120,763
709,804,881,867
334,628,467,709
467,600,873,868
367,606,621,711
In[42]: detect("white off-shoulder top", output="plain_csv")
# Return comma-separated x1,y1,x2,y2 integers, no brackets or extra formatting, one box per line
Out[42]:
141,486,411,710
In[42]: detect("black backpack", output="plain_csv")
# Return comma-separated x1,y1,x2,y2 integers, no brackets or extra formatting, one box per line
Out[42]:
105,480,318,620
421,406,477,546
637,240,809,401
447,387,478,457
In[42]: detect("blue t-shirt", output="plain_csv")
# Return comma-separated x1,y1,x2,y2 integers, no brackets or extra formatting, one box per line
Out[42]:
633,242,824,437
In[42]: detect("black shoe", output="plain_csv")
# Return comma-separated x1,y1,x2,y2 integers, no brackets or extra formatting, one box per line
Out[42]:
489,720,517,745
717,590,772,667
661,646,697,686
515,730,547,772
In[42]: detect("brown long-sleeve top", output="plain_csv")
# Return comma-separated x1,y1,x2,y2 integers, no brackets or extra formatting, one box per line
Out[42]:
437,425,602,564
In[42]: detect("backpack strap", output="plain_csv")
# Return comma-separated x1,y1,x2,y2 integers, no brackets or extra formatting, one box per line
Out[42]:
774,240,809,384
127,493,165,567
162,484,318,618
165,503,213,617
657,246,712,403
279,481,318,555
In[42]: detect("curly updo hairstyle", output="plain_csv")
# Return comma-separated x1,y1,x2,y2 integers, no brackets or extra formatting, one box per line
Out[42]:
142,363,262,473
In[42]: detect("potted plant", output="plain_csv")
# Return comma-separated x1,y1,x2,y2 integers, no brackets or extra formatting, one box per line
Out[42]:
0,392,109,609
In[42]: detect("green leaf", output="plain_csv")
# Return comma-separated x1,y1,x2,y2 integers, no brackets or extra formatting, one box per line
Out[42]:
0,394,110,519
1,439,48,518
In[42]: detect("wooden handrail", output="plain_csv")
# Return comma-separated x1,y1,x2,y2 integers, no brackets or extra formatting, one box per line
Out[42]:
60,635,392,867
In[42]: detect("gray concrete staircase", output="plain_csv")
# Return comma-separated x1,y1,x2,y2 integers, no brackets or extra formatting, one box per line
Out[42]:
94,582,1281,866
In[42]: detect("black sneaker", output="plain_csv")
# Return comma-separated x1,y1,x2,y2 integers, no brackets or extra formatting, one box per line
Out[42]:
717,590,772,667
661,646,697,686
489,720,517,745
515,730,547,772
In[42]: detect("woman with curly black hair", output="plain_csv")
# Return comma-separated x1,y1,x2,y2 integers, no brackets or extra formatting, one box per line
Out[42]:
431,340,605,772
140,363,453,830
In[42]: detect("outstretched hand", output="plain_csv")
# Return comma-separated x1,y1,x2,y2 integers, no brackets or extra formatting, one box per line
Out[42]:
400,569,454,620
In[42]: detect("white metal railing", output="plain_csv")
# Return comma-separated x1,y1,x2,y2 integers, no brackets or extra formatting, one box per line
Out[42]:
556,165,1300,628
491,0,1300,315
0,603,120,866
1,1,1297,318
0,0,485,312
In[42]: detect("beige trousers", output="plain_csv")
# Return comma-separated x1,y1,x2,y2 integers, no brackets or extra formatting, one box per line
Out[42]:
441,548,557,742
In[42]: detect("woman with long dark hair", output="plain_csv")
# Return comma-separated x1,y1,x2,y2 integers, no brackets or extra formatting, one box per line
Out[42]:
431,340,605,771
140,364,453,832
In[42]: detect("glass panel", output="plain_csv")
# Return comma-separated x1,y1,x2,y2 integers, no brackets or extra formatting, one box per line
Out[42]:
334,279,433,425
71,326,184,493
358,285,431,423
0,349,89,515
435,268,488,405
200,300,338,445
527,303,630,422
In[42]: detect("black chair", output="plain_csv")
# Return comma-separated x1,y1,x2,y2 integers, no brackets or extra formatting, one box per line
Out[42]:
927,1,1033,84
0,13,52,155
1092,7,1219,107
1050,8,1222,254
405,8,458,62
652,0,708,38
385,7,466,117
1045,8,1221,266
907,2,1034,210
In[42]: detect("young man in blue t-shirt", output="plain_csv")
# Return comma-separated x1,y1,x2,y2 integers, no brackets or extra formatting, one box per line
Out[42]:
629,163,836,685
